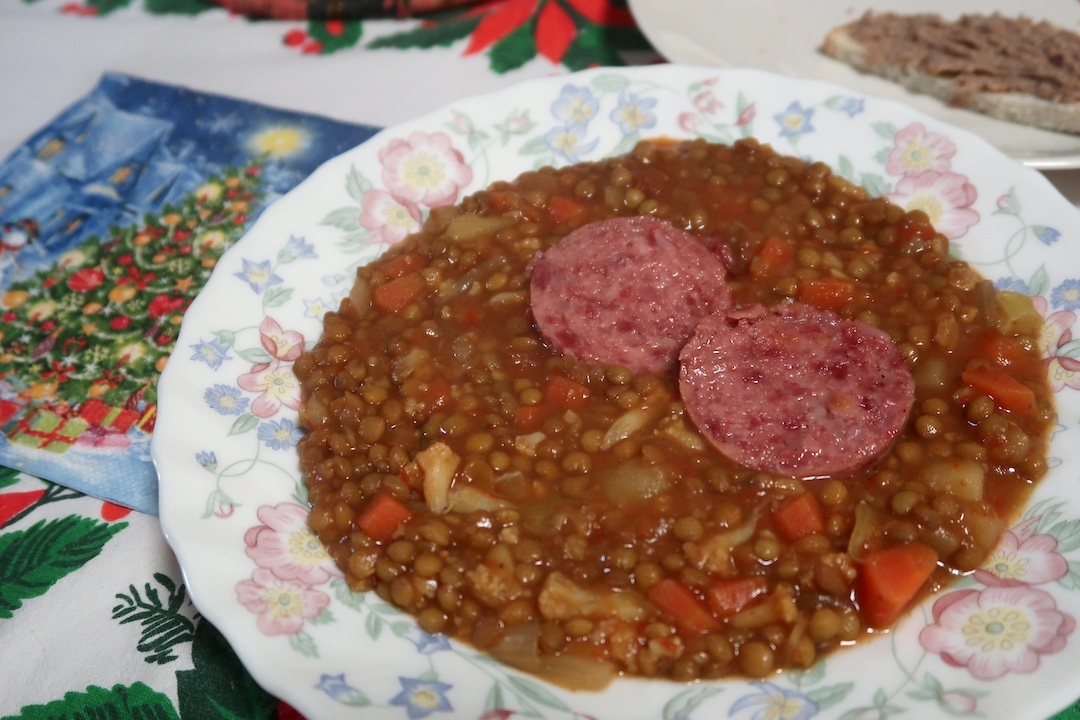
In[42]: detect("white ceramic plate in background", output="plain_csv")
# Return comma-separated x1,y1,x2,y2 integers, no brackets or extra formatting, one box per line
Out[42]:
155,65,1080,719
627,0,1080,169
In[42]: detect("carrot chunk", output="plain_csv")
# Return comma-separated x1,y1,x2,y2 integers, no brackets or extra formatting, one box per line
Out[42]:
544,375,591,411
855,542,938,628
961,364,1037,416
513,405,546,432
647,578,719,634
771,492,825,542
380,252,425,280
977,332,1030,370
797,277,856,312
705,576,769,617
373,272,425,313
357,491,413,543
750,236,795,280
546,195,589,226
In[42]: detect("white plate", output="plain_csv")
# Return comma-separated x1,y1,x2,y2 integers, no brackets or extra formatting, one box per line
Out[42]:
627,0,1080,170
155,65,1080,720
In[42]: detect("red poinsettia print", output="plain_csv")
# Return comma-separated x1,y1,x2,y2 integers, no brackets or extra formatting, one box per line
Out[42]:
458,0,636,65
361,0,652,71
462,0,538,55
534,1,575,62
0,489,47,527
100,501,133,521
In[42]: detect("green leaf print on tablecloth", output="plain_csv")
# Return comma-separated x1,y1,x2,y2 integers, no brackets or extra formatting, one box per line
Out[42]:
0,515,126,618
112,572,197,665
0,683,179,720
34,0,215,18
0,467,20,489
176,618,279,718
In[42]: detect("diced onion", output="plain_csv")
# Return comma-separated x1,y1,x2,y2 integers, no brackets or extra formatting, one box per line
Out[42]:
446,486,513,514
598,459,671,506
488,622,617,691
488,291,526,305
729,586,798,629
445,213,515,242
659,416,706,451
922,457,985,502
847,502,882,561
347,277,371,313
995,290,1042,336
602,408,648,450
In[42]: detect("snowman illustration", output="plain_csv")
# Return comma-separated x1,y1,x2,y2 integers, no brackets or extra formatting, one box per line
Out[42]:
0,219,39,280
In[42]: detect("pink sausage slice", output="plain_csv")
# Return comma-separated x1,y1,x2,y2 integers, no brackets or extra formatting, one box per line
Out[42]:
679,303,915,476
530,216,732,375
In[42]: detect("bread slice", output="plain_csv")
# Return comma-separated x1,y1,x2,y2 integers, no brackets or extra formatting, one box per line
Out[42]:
822,12,1080,135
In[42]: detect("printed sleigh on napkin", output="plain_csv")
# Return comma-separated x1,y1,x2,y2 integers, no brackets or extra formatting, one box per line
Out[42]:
0,73,378,514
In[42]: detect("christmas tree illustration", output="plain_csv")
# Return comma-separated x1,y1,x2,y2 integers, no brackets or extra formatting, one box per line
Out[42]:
0,162,263,453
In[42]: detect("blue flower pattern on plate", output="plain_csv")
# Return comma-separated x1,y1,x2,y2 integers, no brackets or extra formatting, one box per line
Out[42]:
389,676,454,719
204,383,249,415
279,233,317,262
234,258,284,293
610,91,658,134
1034,225,1062,245
257,417,303,450
773,101,815,138
314,673,369,706
1052,279,1080,310
189,337,232,369
729,681,818,720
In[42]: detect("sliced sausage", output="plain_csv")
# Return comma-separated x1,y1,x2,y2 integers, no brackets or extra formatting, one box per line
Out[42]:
529,216,731,375
679,303,915,476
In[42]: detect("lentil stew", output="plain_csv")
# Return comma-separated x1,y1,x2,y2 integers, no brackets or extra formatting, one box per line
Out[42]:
294,138,1054,688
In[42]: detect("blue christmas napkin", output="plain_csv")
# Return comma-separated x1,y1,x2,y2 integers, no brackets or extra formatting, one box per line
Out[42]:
0,73,380,515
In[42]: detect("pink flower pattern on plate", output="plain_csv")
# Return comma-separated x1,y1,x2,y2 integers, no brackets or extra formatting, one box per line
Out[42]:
1031,296,1080,391
237,358,301,418
1046,355,1080,393
919,585,1075,680
359,188,422,245
887,170,979,239
886,123,957,176
378,130,473,207
236,567,332,636
258,315,304,362
244,502,342,586
975,529,1069,587
692,78,723,116
677,111,701,134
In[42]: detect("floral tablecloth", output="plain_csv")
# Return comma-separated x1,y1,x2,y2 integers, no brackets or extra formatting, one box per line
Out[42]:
0,1,1078,718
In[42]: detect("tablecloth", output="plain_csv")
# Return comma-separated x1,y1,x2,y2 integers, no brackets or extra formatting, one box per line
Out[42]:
0,1,1078,718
